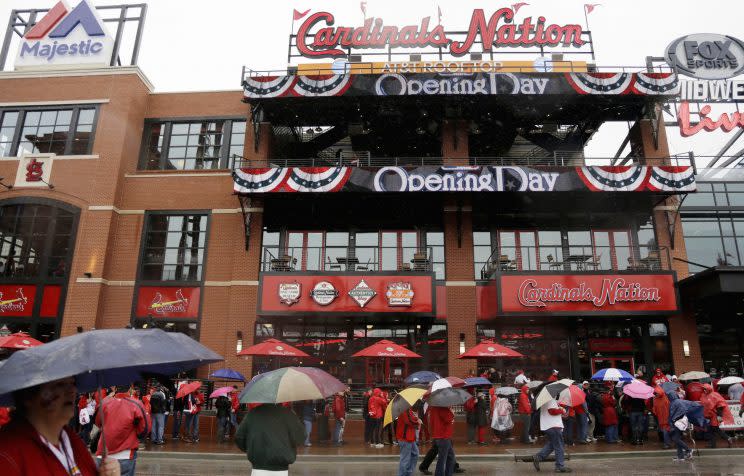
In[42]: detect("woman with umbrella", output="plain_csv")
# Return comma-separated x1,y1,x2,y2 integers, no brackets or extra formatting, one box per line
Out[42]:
600,388,619,444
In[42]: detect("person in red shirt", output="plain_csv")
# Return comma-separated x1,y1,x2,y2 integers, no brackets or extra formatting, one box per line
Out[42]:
701,383,734,448
652,387,671,449
650,369,669,387
548,370,559,382
518,385,534,444
396,406,421,476
228,386,240,438
429,405,456,476
601,391,619,443
332,392,346,446
96,387,150,476
368,388,386,448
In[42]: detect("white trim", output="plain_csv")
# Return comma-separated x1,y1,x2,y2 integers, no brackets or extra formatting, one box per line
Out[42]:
75,278,135,286
0,155,99,161
204,280,259,286
124,172,232,178
0,66,154,93
87,206,145,215
0,100,109,107
445,281,476,287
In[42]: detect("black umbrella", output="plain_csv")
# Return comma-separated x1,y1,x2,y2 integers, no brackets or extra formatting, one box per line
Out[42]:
427,387,471,407
535,379,575,408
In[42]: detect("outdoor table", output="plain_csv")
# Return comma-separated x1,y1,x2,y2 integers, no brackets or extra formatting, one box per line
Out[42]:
270,256,293,271
336,256,359,271
567,254,593,271
411,256,430,271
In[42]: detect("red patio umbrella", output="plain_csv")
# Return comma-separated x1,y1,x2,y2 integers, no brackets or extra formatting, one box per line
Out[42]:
352,339,422,358
237,338,310,358
458,340,524,359
0,332,43,350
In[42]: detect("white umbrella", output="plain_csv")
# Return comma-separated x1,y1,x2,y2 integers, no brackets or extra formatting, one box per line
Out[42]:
678,371,710,381
717,376,744,386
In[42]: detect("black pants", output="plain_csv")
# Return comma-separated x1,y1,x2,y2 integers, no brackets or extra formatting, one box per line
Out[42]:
706,425,730,447
420,443,460,471
370,418,382,444
364,415,372,443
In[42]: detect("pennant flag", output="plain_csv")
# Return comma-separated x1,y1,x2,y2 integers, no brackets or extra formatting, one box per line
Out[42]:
437,5,442,25
360,1,367,17
293,8,310,20
511,2,529,14
585,3,601,14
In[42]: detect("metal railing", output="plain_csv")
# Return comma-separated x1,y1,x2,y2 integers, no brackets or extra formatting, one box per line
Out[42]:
262,246,434,273
481,245,669,279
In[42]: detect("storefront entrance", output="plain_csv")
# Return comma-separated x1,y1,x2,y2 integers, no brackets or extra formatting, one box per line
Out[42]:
364,358,409,386
591,356,634,374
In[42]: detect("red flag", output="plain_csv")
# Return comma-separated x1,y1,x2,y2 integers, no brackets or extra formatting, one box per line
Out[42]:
585,3,601,14
437,5,442,25
293,8,310,21
511,2,529,14
360,1,367,17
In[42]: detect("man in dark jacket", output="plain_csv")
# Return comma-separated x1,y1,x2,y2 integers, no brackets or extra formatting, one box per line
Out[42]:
149,387,167,445
235,403,305,475
215,395,232,443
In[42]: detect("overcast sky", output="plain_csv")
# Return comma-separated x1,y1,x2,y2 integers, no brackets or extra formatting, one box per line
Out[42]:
1,0,743,161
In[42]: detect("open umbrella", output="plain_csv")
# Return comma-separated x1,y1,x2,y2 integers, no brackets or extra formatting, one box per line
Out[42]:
464,377,492,388
209,386,235,399
238,338,310,358
622,381,654,399
427,387,471,407
496,386,519,396
176,381,202,399
0,332,43,350
536,379,575,408
458,340,524,358
526,380,544,389
661,381,680,394
558,385,586,407
591,368,633,382
717,376,744,386
383,387,427,427
239,367,345,404
210,368,246,381
404,371,441,385
430,376,466,393
352,339,422,358
678,371,710,381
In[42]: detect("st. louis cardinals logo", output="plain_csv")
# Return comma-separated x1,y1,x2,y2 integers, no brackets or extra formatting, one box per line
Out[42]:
25,159,44,182
0,288,28,313
149,289,188,314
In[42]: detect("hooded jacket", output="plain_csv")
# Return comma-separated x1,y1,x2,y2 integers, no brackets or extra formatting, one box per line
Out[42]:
518,386,532,414
235,404,305,471
652,388,671,431
700,384,733,427
667,391,706,428
600,392,618,426
368,389,387,419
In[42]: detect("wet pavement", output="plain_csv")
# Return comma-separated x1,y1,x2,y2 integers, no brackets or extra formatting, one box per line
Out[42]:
136,454,744,475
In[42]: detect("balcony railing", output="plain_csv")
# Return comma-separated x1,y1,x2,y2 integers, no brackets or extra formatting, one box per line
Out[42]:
262,246,434,273
480,245,669,279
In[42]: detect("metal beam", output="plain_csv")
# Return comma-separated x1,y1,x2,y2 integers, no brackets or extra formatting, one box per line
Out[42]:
710,129,744,168
717,145,744,168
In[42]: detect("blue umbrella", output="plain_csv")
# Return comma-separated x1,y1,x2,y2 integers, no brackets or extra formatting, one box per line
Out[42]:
661,381,680,395
404,371,441,385
464,377,492,387
210,368,246,381
591,368,633,382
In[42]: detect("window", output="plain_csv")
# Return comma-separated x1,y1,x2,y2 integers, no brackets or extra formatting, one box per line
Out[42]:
0,106,97,156
140,214,209,282
682,216,740,272
139,118,247,170
473,231,492,279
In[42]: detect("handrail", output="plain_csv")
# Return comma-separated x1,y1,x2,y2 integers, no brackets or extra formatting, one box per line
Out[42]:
261,246,434,273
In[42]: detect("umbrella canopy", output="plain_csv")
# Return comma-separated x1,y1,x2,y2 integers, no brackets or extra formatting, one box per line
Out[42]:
430,376,466,393
237,338,310,358
464,377,492,388
209,386,235,399
536,379,575,408
352,339,421,358
678,371,710,381
0,328,223,405
558,385,586,407
176,381,202,399
458,340,524,358
717,376,744,386
496,386,519,396
383,387,427,427
661,381,680,394
0,332,43,350
622,381,654,399
210,368,246,381
239,367,345,404
591,368,633,382
427,387,471,407
526,380,544,389
404,371,441,385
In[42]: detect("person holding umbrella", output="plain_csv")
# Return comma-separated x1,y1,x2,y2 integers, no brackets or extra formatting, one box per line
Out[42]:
600,388,619,444
429,404,456,476
396,404,420,476
532,396,571,473
95,386,150,476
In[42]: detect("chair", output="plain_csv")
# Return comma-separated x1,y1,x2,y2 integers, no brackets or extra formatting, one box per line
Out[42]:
326,256,342,271
546,254,563,270
399,263,412,271
356,258,372,271
586,254,602,271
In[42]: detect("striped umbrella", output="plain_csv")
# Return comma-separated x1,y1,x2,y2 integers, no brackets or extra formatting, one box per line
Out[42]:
238,367,346,404
430,376,466,393
383,387,427,428
591,368,633,382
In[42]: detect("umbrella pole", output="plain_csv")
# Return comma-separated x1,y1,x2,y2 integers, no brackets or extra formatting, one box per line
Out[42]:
97,374,108,458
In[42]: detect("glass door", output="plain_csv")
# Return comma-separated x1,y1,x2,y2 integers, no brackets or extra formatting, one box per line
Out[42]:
591,356,635,375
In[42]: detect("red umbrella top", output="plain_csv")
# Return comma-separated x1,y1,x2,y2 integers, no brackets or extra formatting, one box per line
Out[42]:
0,332,43,350
458,340,524,359
352,339,422,358
237,338,310,358
176,381,202,399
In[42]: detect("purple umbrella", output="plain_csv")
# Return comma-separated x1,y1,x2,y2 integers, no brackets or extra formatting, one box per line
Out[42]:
210,368,246,381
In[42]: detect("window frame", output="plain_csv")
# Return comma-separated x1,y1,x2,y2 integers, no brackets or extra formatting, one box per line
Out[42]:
138,116,247,170
0,105,100,157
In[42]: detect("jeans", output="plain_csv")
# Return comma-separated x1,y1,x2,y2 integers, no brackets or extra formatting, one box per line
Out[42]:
535,427,566,470
433,438,455,476
171,411,182,438
185,413,199,440
605,425,619,443
661,429,671,446
670,428,690,459
587,414,597,440
304,419,313,445
630,412,644,442
151,413,165,443
420,444,460,472
563,417,575,445
577,413,588,442
217,415,229,442
398,441,419,476
99,453,137,476
229,412,238,432
519,414,532,443
333,419,345,444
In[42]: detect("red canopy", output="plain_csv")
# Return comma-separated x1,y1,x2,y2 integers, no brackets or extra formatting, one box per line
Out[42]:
175,381,202,399
237,338,310,358
0,332,43,349
352,339,422,358
458,340,524,359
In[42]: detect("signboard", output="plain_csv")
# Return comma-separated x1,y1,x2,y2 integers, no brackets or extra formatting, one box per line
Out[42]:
297,60,588,75
14,154,54,188
234,165,696,194
15,0,114,70
665,33,744,80
258,274,434,315
721,401,744,431
135,287,201,319
0,285,36,317
588,338,634,352
498,274,679,314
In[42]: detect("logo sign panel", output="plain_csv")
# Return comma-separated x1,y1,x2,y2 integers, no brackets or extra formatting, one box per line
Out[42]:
0,285,35,316
310,281,338,305
386,282,415,306
348,279,376,308
135,287,201,319
665,33,744,80
15,0,114,70
14,154,54,188
278,282,301,305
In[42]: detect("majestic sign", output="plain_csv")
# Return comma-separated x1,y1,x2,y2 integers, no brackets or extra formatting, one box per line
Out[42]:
278,281,301,305
258,274,434,315
295,9,586,59
665,34,744,80
233,165,696,194
15,0,114,70
135,287,201,319
498,274,679,314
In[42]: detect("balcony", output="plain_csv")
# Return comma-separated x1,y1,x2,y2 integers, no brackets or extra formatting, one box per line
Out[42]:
480,245,669,279
262,246,436,274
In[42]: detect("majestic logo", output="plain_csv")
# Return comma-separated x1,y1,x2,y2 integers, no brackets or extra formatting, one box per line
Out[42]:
278,282,301,306
666,33,744,80
385,282,415,306
25,159,44,182
0,288,28,313
310,281,338,306
518,278,661,308
348,280,376,308
149,289,189,314
15,0,114,70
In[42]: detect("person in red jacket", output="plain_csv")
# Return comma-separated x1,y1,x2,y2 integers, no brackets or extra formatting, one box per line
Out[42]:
464,393,477,444
96,387,150,476
686,381,704,402
228,386,240,438
518,385,534,444
548,369,559,382
701,383,734,448
332,392,346,446
368,388,386,448
652,387,671,449
0,377,120,476
397,406,421,476
429,405,456,476
650,369,669,387
601,391,619,443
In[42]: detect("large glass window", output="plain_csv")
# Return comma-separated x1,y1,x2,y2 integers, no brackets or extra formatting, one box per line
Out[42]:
0,106,97,156
473,231,492,279
140,214,209,281
682,216,740,272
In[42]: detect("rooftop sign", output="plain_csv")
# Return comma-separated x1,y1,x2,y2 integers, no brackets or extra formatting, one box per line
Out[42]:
665,33,744,80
